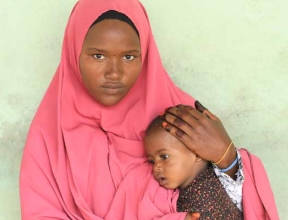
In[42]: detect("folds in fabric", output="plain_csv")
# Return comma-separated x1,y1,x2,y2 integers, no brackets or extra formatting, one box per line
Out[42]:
20,0,195,219
105,149,279,220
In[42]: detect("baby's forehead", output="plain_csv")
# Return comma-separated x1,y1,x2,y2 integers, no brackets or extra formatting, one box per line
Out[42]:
144,125,166,139
144,126,183,145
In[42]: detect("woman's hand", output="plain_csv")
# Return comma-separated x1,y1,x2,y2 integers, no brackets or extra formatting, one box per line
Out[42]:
163,101,238,177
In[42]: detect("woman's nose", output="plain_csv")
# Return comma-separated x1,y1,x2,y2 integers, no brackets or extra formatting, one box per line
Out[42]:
105,58,123,80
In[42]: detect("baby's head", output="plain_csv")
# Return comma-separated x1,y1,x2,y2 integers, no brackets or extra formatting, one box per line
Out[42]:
144,116,208,190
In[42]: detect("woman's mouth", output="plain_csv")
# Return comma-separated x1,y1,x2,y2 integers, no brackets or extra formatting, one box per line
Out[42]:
101,83,124,95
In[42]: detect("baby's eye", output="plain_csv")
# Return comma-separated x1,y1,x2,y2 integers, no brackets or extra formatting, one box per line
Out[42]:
160,154,170,160
147,159,154,165
123,55,135,61
93,54,105,60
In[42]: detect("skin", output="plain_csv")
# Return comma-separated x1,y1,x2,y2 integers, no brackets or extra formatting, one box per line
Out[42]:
144,127,208,190
163,105,239,179
79,19,142,106
145,126,206,219
79,16,235,220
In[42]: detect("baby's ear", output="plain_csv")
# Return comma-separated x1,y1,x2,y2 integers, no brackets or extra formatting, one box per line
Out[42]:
195,155,202,162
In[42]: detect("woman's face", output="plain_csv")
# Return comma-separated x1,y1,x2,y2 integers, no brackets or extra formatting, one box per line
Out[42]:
79,19,142,106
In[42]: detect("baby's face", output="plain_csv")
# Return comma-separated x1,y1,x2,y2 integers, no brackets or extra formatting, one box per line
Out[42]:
144,127,198,190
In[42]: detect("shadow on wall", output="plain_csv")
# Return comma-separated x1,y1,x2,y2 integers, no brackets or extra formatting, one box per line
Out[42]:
0,94,37,219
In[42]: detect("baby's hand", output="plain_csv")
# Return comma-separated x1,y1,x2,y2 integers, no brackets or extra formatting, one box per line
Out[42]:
185,212,200,220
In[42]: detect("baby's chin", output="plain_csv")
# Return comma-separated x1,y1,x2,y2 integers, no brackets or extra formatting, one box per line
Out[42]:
162,185,177,190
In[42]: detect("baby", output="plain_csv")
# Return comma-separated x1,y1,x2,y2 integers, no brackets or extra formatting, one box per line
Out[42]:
144,115,243,219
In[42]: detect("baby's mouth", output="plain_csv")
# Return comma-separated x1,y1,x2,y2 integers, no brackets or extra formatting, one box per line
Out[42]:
157,177,167,185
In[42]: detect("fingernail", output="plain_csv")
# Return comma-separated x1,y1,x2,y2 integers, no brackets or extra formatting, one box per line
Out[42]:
176,129,184,138
176,108,187,118
162,121,171,132
195,100,207,113
174,118,184,126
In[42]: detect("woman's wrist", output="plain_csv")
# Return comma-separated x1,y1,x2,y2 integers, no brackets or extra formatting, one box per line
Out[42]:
216,143,237,168
216,145,239,179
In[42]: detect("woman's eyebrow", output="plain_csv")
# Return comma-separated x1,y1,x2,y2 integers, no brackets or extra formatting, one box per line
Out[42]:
87,48,140,53
123,49,141,53
87,48,106,52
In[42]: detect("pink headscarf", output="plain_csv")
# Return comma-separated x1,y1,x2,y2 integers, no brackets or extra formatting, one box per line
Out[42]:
20,0,195,219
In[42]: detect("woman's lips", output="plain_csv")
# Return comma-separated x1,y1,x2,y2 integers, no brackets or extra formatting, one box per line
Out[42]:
101,83,124,95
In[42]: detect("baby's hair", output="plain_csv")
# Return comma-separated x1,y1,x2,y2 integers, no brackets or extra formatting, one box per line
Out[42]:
145,115,164,137
91,10,139,36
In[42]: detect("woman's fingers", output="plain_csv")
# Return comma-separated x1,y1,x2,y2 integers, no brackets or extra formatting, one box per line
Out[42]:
177,104,219,121
173,104,206,121
162,120,195,150
203,109,219,121
163,104,232,163
163,106,209,154
194,100,207,113
165,106,212,139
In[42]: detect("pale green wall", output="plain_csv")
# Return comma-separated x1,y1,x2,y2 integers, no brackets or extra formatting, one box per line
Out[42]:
0,0,287,219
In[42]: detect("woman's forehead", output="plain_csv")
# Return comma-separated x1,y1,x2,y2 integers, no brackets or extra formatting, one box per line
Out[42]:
90,10,139,36
82,19,141,51
69,0,149,67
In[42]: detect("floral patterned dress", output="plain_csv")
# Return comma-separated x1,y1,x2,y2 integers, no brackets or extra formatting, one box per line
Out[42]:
177,164,243,220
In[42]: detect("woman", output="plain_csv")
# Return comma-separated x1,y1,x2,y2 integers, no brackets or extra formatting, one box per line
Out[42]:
19,0,278,219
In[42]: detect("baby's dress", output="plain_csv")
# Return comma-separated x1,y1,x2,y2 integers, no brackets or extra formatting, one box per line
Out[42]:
177,164,243,220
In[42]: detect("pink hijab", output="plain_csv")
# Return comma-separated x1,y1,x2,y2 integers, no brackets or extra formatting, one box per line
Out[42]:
20,0,195,219
104,149,279,220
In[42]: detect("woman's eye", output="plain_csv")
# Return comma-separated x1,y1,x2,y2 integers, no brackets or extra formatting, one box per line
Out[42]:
123,55,135,61
93,54,105,60
160,154,170,160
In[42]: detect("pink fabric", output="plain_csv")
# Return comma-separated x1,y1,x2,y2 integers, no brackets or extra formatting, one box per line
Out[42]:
20,0,195,219
240,149,280,220
105,149,279,220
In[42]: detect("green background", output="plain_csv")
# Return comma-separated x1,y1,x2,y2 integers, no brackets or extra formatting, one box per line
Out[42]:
0,0,287,219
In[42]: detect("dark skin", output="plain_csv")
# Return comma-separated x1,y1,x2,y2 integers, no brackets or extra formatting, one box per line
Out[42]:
79,19,142,106
79,20,238,177
161,103,238,220
163,103,238,180
79,19,236,220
